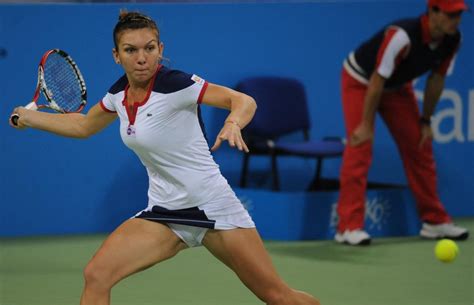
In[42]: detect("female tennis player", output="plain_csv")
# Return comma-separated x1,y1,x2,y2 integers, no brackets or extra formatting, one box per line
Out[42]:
10,11,321,305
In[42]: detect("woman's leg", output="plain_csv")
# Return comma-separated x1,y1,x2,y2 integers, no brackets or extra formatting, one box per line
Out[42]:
203,228,320,305
80,218,187,305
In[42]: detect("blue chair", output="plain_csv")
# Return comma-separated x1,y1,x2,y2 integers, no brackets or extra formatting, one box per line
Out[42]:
237,76,345,191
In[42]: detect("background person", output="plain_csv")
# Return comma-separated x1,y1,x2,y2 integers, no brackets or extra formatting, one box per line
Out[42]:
335,0,469,245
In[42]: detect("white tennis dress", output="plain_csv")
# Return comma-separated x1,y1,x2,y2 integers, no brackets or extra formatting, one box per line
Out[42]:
99,66,255,234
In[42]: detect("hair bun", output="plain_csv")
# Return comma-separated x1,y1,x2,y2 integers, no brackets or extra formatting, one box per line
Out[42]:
118,10,152,23
118,9,129,21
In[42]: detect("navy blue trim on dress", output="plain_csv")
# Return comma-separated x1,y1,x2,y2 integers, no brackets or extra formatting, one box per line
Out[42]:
108,67,196,95
108,74,128,94
153,67,195,94
135,205,216,229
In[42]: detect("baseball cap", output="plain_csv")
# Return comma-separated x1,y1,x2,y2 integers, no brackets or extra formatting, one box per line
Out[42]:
428,0,469,12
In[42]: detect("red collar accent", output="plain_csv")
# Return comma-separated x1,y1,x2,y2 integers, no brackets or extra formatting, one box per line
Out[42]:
121,65,161,126
421,15,432,44
122,65,162,108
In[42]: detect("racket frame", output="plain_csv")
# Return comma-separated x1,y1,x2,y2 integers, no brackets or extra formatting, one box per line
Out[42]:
11,49,87,125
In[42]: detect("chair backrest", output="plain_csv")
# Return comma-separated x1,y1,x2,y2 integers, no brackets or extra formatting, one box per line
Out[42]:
236,76,311,139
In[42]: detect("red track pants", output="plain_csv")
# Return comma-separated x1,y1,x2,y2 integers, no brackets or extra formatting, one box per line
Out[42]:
337,69,451,232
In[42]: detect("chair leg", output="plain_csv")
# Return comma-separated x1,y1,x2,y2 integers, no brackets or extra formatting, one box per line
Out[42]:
240,153,250,188
307,158,323,191
271,153,280,191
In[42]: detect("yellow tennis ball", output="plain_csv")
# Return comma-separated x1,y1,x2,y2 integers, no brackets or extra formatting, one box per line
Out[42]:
434,239,459,263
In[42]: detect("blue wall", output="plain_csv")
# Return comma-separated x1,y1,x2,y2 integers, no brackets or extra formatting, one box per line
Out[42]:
235,187,422,241
1,1,472,237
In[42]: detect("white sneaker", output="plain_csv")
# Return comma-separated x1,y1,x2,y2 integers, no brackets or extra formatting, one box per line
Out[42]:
420,222,469,240
335,229,371,246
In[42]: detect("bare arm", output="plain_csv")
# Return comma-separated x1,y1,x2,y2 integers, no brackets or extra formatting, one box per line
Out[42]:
422,72,445,120
350,72,386,146
10,102,117,138
200,83,257,152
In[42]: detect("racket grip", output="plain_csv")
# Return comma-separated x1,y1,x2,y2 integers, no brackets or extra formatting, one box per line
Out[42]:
10,114,20,126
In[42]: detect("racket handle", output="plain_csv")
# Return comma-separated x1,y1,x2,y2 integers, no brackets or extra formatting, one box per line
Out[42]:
11,114,20,126
10,102,37,126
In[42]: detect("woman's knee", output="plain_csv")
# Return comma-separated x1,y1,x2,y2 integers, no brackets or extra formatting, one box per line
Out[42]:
83,259,115,291
259,286,292,305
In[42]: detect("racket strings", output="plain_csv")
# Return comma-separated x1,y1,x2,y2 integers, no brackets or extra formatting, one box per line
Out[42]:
43,53,84,112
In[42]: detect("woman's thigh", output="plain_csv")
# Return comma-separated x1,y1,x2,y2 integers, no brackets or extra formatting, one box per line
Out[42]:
86,218,187,285
202,228,289,300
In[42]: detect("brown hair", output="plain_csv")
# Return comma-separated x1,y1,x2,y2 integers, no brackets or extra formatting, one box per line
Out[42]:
113,10,159,50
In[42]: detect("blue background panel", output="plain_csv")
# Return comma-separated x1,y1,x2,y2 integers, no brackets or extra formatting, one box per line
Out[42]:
0,1,472,237
236,188,420,240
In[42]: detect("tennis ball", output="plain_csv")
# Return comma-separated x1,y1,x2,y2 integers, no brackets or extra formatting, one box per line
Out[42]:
434,239,459,263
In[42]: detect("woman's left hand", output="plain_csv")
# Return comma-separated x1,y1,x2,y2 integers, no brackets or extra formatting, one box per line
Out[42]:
211,121,249,152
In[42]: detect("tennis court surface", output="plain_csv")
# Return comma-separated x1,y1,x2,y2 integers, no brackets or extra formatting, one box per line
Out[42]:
1,218,472,305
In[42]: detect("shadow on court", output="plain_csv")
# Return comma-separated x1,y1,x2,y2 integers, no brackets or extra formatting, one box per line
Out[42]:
267,238,430,264
267,218,473,264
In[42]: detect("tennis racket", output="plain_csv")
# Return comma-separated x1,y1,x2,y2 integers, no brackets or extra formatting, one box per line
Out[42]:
10,49,87,126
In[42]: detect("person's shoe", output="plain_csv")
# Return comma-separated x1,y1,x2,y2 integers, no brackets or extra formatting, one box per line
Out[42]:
335,229,371,246
420,222,469,240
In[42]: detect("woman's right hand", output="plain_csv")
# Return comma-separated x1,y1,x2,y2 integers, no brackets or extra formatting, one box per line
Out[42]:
350,121,373,147
9,107,28,129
